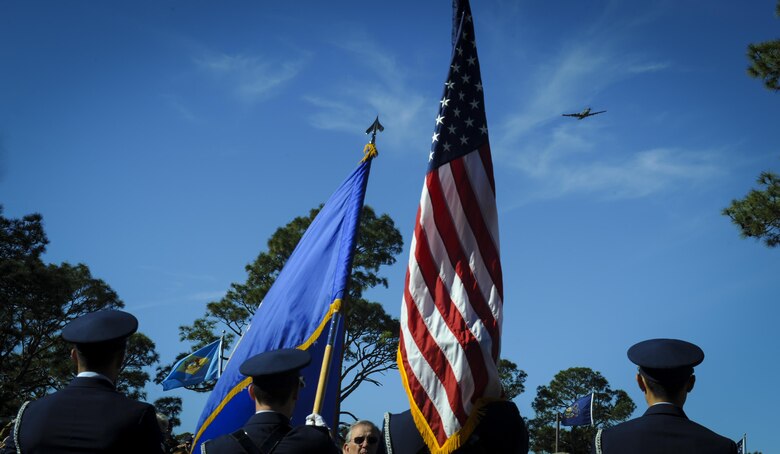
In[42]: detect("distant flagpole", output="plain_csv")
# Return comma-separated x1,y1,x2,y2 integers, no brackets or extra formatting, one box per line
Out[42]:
590,391,594,426
217,331,225,378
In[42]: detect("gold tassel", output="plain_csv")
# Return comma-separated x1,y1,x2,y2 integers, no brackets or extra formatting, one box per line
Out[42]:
361,143,378,162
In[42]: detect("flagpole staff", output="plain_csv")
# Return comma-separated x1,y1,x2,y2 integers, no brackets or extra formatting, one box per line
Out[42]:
311,117,383,416
218,331,226,377
555,412,560,453
312,311,341,414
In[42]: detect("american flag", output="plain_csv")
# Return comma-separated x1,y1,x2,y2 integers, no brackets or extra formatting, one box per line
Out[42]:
398,1,503,452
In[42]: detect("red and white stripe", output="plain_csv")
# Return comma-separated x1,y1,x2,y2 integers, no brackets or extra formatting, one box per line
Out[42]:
399,143,504,448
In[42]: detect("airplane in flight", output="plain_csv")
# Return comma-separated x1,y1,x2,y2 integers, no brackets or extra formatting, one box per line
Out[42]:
562,107,606,120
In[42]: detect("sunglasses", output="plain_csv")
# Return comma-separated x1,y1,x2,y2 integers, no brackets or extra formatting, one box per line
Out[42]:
353,436,378,445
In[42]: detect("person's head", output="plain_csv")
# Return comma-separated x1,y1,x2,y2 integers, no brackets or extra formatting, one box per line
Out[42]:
343,420,380,454
239,349,311,418
62,310,138,381
627,338,703,408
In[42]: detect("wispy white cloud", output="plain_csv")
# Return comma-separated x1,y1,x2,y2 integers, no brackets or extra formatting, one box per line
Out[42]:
494,42,670,148
540,148,720,200
487,5,718,203
161,94,200,123
195,52,307,103
132,290,226,311
303,35,433,152
500,115,726,206
626,62,671,74
303,4,698,202
502,139,726,208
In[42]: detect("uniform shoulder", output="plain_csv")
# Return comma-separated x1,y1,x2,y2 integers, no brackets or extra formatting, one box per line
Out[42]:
686,419,738,447
278,425,339,453
201,433,240,454
598,416,643,435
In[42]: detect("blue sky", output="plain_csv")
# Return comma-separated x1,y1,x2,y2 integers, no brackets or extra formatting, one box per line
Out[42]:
2,0,778,451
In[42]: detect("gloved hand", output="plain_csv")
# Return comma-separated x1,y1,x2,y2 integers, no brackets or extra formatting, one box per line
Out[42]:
305,413,328,428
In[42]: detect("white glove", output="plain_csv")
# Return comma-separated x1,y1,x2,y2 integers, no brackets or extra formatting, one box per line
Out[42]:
305,413,328,428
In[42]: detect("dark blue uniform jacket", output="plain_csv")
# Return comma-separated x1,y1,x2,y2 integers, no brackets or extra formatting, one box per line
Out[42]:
1,376,163,454
202,411,339,454
593,404,737,454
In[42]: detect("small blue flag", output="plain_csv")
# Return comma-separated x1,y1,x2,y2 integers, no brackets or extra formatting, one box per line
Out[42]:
161,339,221,391
561,393,593,426
736,437,744,454
190,158,373,454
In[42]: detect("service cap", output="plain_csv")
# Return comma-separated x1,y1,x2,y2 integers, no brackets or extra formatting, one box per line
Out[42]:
239,349,311,378
628,338,704,383
61,309,138,345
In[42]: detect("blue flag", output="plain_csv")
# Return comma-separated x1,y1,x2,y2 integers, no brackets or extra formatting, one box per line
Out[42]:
190,158,373,454
161,338,221,391
561,393,593,426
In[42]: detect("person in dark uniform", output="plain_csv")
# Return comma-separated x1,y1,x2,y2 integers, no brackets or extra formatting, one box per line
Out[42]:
381,399,529,454
202,348,340,454
591,338,737,454
1,309,164,454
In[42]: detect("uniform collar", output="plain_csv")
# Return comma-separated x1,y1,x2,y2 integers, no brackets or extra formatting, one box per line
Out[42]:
643,403,688,419
77,371,114,385
246,411,290,426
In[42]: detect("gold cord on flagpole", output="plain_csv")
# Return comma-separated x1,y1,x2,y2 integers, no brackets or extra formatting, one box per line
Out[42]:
361,143,378,162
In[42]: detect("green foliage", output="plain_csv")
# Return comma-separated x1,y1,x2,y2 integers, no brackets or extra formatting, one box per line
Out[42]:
0,207,159,420
747,40,780,91
164,205,403,403
154,396,183,429
118,333,160,400
746,1,780,91
528,367,635,454
339,298,400,402
723,172,780,247
498,358,527,400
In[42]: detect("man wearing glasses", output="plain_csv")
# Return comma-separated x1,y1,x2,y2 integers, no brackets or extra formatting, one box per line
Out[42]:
343,421,380,454
202,349,339,454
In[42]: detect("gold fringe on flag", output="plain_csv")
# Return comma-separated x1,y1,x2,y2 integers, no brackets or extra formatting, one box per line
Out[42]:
396,348,499,454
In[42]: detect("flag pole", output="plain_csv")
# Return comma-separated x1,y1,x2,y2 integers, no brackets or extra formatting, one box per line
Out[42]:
312,310,342,414
555,412,560,453
218,331,226,378
311,117,383,416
